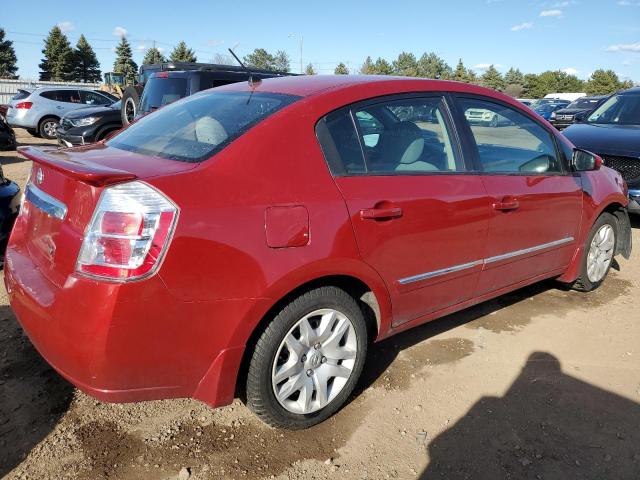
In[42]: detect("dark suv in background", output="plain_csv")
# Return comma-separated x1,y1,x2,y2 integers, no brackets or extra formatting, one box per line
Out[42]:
121,62,293,125
549,95,607,130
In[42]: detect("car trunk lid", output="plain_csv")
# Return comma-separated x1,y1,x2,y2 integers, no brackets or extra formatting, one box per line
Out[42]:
15,145,195,287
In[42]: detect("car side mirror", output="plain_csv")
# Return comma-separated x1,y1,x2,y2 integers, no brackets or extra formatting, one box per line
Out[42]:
572,149,602,171
573,112,585,123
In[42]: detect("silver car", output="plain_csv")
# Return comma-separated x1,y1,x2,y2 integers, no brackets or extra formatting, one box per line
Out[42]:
6,87,114,139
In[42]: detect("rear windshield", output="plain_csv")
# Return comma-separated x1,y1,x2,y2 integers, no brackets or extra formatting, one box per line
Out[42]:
13,89,31,101
107,91,300,162
139,77,189,114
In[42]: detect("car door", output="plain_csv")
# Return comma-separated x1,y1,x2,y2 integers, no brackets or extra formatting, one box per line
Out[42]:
316,94,492,326
453,96,582,296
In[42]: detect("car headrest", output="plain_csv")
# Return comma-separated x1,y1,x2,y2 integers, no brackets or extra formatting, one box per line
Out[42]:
378,121,425,165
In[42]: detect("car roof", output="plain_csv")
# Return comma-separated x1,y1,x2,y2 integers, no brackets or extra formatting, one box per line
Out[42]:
215,74,522,104
620,87,640,95
33,86,99,92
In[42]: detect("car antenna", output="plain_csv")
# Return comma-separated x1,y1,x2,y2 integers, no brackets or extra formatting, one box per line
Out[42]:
228,48,261,87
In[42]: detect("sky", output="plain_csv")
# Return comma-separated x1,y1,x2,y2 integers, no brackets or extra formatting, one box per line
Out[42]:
3,0,640,81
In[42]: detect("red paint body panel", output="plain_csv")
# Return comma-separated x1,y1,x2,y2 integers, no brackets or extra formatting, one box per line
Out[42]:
5,76,629,409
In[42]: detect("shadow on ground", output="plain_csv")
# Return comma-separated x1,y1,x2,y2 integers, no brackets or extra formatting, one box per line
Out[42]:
0,305,73,477
420,352,640,479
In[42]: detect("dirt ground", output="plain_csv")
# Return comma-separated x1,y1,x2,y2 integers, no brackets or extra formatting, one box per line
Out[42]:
1,129,639,480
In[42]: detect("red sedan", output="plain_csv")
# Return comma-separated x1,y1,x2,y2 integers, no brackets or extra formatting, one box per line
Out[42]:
5,76,632,429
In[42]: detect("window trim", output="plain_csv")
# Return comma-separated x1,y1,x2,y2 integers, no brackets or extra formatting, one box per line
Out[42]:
315,92,470,178
450,93,569,176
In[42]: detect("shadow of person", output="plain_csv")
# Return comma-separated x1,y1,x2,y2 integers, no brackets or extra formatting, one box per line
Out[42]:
0,305,73,476
420,352,640,479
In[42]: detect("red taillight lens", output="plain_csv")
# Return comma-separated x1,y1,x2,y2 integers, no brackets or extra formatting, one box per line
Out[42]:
15,102,33,109
76,182,178,282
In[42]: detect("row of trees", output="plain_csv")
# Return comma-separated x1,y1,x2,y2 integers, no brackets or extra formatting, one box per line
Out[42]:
331,52,635,97
35,25,201,84
1,28,636,96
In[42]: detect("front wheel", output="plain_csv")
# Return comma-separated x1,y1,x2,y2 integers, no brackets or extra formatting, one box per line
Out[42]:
573,212,617,291
246,286,368,429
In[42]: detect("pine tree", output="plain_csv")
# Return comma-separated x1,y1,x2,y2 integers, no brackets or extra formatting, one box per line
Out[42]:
453,59,468,82
39,26,74,81
143,47,166,65
0,29,18,78
273,50,290,72
480,65,505,91
334,62,349,75
586,69,623,95
72,34,101,83
304,63,316,75
360,56,375,75
504,68,524,87
113,36,138,85
169,41,197,62
417,52,452,79
393,52,418,77
373,57,393,75
244,48,275,70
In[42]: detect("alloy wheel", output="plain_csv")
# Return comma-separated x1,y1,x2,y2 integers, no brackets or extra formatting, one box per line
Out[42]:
271,308,358,415
586,224,615,283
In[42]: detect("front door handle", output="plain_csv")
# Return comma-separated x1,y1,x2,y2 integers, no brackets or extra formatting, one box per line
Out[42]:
493,196,520,211
360,206,403,220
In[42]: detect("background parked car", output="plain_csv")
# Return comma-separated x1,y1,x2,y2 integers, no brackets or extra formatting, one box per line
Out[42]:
532,100,570,121
464,107,511,127
549,95,607,130
563,87,640,213
0,115,16,151
5,87,115,140
57,99,122,147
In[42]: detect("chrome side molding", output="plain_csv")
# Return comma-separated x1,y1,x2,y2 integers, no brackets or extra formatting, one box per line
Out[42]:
25,182,68,220
399,237,575,285
484,237,574,264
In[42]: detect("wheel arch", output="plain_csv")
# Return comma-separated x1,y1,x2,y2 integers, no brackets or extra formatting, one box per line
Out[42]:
233,269,392,401
558,200,629,283
95,123,122,141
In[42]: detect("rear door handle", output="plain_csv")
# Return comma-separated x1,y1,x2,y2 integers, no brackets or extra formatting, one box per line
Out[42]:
360,206,403,220
493,196,520,211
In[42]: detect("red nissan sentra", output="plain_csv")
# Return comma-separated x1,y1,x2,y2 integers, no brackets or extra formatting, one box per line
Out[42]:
5,76,632,429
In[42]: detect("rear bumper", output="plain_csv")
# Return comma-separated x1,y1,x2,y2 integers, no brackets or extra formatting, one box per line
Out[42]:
4,236,257,408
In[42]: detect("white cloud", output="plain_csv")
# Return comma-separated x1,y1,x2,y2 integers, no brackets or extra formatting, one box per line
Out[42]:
606,43,640,52
510,22,533,31
561,67,580,75
57,21,75,33
112,26,128,37
540,9,563,16
616,0,640,5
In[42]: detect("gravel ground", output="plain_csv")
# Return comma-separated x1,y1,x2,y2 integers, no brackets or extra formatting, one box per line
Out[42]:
1,129,639,480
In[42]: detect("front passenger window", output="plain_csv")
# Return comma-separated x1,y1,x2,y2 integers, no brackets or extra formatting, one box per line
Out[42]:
459,98,562,174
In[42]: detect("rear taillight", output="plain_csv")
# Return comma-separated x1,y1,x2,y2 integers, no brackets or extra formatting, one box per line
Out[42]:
15,101,32,109
76,181,178,282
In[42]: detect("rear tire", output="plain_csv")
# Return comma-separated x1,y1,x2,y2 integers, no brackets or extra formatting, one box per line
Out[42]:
121,87,140,126
38,117,59,140
246,286,368,429
573,212,617,292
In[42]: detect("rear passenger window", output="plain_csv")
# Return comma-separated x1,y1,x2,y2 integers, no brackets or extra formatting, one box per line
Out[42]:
40,90,81,103
458,98,562,174
318,97,462,175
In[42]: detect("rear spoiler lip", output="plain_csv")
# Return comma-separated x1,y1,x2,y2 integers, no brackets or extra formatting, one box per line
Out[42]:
18,146,137,187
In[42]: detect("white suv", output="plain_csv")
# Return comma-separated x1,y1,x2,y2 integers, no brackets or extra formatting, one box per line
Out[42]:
6,87,114,139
